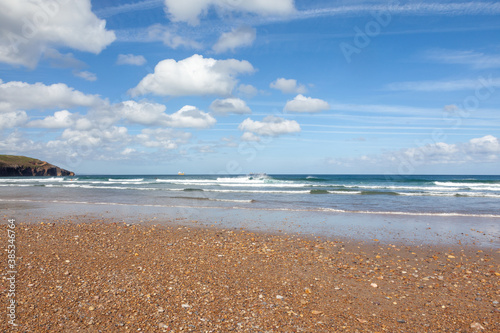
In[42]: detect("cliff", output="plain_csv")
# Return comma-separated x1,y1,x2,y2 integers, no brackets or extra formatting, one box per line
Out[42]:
0,155,75,177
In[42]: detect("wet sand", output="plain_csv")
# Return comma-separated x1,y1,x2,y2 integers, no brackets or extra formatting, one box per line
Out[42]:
2,216,499,332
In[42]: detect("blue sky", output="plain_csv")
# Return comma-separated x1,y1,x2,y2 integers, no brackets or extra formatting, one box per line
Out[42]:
0,0,499,175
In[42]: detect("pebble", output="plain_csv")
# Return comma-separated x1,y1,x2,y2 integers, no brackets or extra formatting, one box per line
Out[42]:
470,322,485,330
7,219,499,333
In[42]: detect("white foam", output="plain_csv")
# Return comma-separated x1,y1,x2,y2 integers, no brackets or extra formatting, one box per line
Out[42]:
108,178,144,182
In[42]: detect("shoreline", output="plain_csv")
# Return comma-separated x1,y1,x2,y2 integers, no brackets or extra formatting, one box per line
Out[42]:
3,198,499,249
2,216,499,332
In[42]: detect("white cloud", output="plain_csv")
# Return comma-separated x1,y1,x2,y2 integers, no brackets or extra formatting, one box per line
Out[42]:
386,77,500,92
74,70,97,81
165,105,216,128
213,26,256,53
465,135,500,157
0,111,28,129
241,132,261,142
59,126,129,148
238,115,300,136
329,135,500,171
425,49,500,69
129,54,254,97
43,48,86,69
238,84,258,98
284,94,330,113
118,100,167,126
118,101,215,128
136,128,191,149
164,0,295,25
27,110,75,129
121,147,136,155
210,98,251,115
297,2,500,21
0,131,43,155
117,54,147,66
270,78,307,94
0,0,115,68
147,24,202,49
0,80,103,112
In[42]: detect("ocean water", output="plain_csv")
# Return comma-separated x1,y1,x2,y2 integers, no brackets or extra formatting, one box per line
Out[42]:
1,174,499,246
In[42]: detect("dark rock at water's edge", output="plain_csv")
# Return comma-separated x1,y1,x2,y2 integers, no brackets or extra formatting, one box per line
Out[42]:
0,155,75,177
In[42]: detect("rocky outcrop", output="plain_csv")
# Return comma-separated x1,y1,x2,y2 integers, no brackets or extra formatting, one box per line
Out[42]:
0,155,75,177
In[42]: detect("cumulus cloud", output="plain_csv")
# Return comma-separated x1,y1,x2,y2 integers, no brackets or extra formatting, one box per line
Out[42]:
238,115,300,136
118,101,167,126
121,148,136,155
210,98,251,115
270,78,307,94
328,135,500,172
116,54,147,66
238,84,258,98
118,101,215,129
59,126,129,148
165,105,216,128
284,94,330,113
164,0,295,25
129,54,254,97
0,111,29,129
136,128,191,149
0,0,115,68
213,26,256,53
0,80,103,112
27,110,75,129
241,132,261,142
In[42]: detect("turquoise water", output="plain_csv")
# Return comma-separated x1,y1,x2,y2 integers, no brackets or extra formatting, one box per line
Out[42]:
1,174,499,247
1,174,499,217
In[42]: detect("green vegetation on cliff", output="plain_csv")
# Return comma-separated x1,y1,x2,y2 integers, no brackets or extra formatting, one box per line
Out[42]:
0,155,75,177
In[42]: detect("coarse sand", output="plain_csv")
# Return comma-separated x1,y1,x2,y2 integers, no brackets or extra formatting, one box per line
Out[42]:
1,217,499,332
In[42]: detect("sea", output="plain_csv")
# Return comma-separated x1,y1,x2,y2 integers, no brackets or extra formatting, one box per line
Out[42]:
1,174,499,247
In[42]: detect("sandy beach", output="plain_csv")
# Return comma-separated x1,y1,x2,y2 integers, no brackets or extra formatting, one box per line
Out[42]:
2,216,499,332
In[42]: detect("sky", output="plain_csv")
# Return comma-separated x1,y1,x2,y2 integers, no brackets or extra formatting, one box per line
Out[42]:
0,0,499,175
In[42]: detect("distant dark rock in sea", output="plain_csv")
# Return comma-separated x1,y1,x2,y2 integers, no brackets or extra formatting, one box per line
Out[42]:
0,155,75,177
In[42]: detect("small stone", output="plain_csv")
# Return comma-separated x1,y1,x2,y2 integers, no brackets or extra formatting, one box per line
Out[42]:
492,301,498,305
158,307,164,313
276,295,284,300
88,306,95,311
470,322,485,330
475,297,482,301
311,310,323,315
397,319,406,323
371,283,378,288
181,303,191,308
304,287,311,294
